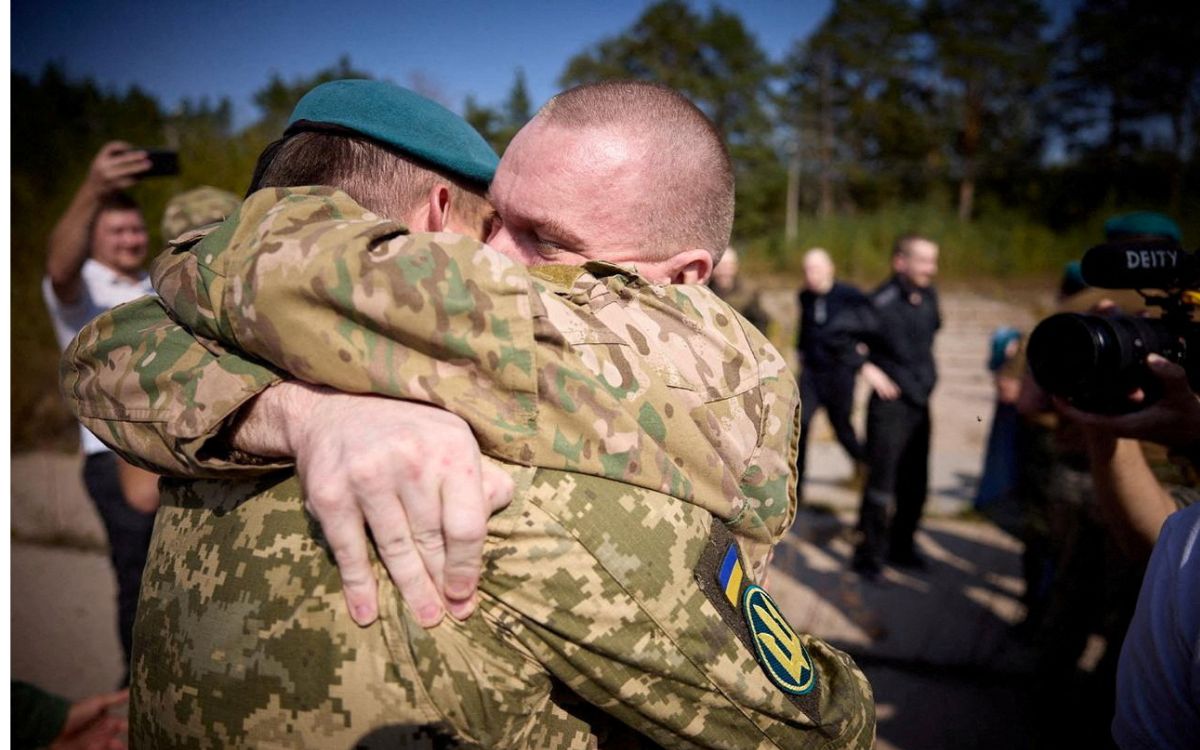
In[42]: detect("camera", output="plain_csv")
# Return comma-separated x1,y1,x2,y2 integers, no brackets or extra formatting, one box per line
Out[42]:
1027,240,1200,414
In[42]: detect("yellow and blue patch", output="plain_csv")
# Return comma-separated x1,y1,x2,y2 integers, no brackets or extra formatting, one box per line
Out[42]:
711,542,818,698
717,543,745,606
742,584,817,696
695,526,821,716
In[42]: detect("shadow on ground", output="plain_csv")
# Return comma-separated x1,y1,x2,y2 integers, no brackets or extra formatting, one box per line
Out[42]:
770,507,1035,750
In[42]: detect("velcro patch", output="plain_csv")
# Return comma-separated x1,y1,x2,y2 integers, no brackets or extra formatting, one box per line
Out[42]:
694,521,821,719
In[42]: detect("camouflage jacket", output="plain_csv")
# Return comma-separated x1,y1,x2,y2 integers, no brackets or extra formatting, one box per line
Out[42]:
62,187,875,748
64,186,802,560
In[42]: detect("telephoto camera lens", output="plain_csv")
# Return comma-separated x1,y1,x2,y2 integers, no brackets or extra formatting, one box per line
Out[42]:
1027,312,1179,413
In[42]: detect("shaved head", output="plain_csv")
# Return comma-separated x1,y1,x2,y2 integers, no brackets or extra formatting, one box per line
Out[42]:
537,80,735,262
803,247,832,269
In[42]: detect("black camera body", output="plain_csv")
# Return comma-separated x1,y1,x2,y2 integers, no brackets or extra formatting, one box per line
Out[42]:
1027,240,1200,414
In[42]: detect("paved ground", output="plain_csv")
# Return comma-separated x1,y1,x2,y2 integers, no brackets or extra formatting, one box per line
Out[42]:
10,289,1042,748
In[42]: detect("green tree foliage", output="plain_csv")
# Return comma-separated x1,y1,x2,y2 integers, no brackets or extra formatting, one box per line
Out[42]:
504,68,533,128
559,0,781,237
924,0,1050,220
462,69,534,154
783,0,939,213
1051,0,1200,212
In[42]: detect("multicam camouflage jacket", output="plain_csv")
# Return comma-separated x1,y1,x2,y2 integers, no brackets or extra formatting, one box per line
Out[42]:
66,185,801,563
62,186,875,748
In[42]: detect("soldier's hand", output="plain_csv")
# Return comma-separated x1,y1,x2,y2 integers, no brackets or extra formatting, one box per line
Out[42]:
282,386,513,627
85,141,151,196
1055,354,1200,448
861,362,901,401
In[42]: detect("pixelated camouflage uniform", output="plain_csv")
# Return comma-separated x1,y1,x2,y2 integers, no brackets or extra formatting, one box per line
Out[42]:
161,186,241,241
62,187,875,748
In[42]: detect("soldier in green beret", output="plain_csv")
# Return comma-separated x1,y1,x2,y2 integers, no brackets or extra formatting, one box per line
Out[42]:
63,79,874,748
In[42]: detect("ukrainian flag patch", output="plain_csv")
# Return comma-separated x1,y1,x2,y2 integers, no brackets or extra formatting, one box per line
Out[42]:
717,544,745,606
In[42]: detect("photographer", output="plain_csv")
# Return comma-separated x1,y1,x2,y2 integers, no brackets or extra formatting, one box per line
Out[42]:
1060,357,1199,750
1061,354,1198,560
1022,212,1198,748
1025,211,1198,749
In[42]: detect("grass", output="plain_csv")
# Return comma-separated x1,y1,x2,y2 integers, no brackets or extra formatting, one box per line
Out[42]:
739,203,1127,285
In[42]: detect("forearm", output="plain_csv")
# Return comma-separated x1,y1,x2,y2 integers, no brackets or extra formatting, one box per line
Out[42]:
61,296,288,477
116,457,161,513
226,381,327,459
1088,436,1176,561
46,182,103,298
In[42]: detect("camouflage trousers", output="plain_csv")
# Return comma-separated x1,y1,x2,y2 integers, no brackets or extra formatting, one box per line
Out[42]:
130,464,874,749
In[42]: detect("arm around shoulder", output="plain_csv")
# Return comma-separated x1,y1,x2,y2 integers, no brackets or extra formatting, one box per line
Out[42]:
61,296,288,477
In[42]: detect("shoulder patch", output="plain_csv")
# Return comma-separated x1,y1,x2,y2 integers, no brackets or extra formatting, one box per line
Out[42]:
743,584,817,696
694,522,822,718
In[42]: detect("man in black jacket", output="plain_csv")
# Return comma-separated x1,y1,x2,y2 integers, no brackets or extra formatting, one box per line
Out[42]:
852,235,942,578
795,248,868,499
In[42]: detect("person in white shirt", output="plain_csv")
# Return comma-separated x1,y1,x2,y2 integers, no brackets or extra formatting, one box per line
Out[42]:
42,141,161,681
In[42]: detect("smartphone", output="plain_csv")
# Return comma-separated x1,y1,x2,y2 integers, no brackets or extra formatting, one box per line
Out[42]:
138,148,180,178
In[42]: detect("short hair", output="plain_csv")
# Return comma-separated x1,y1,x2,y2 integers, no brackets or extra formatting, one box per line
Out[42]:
97,191,141,215
537,80,735,261
248,129,492,238
89,192,143,241
892,234,935,258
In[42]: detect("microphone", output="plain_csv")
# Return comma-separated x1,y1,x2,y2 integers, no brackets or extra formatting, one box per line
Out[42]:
1080,240,1193,289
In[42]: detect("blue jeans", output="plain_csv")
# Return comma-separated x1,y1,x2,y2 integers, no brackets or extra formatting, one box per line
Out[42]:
83,451,156,676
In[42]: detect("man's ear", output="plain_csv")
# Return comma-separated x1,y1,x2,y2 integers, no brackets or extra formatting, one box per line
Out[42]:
411,184,453,232
663,248,715,286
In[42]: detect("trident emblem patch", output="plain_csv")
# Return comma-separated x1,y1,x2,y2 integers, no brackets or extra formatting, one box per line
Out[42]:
743,584,817,695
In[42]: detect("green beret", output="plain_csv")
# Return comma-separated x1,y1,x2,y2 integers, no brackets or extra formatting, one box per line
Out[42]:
1104,211,1182,243
287,79,499,185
